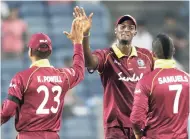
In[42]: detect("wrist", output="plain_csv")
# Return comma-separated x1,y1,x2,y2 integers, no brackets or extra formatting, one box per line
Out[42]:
84,32,90,38
84,31,90,36
74,44,82,47
73,41,82,45
134,133,142,139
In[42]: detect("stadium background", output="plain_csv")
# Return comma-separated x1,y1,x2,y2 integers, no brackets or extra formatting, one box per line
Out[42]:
1,1,189,139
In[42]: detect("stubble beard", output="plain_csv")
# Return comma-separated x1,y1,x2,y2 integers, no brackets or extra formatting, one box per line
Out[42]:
120,39,129,46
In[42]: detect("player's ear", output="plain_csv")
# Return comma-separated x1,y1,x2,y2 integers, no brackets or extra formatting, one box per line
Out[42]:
133,31,137,36
28,48,32,57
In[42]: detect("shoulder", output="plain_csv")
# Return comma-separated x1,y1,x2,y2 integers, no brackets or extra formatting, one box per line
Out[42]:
93,48,111,54
15,67,40,80
136,47,152,55
139,69,161,84
92,48,113,58
9,69,29,87
176,68,189,77
135,47,154,67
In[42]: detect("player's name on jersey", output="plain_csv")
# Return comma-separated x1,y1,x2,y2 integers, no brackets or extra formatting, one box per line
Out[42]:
158,75,188,84
37,76,62,83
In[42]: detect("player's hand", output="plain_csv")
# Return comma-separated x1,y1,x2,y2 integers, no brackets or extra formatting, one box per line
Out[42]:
73,6,93,35
63,19,84,44
134,134,142,139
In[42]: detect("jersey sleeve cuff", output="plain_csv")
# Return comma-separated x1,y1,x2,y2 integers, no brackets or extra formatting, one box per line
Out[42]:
7,94,21,105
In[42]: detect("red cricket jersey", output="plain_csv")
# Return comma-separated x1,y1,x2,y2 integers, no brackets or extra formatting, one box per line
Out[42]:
89,44,154,128
1,44,84,132
130,59,189,139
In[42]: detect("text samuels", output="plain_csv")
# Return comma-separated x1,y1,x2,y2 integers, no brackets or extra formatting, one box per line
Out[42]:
158,75,188,84
37,76,63,83
118,72,144,82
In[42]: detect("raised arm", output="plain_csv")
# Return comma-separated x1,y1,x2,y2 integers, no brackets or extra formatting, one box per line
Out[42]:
62,18,85,88
72,6,98,70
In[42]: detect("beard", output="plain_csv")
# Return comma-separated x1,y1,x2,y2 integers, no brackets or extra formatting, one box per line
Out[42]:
120,39,129,45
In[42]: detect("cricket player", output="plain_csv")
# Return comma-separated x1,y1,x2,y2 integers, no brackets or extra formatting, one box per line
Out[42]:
1,19,85,139
130,33,189,139
70,6,154,139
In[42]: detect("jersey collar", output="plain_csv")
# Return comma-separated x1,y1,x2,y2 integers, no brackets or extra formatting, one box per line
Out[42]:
30,59,53,68
112,43,137,59
154,59,176,69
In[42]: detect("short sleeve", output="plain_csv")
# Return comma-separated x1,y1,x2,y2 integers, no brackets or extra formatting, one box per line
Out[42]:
130,79,149,129
134,80,149,96
133,80,149,111
8,74,24,101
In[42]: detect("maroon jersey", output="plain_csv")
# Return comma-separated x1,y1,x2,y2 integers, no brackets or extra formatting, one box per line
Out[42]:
130,59,189,139
1,44,84,132
89,44,154,128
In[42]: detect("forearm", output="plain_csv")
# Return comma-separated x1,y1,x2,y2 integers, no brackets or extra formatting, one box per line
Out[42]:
1,99,17,125
130,94,148,137
72,44,85,80
83,32,98,69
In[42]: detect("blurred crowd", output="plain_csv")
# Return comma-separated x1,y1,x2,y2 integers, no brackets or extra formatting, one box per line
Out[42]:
1,1,189,71
1,1,189,139
132,13,189,71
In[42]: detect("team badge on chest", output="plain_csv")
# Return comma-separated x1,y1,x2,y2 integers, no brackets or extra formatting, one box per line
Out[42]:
137,58,145,67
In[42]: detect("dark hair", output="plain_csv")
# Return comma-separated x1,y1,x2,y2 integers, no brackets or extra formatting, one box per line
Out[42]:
31,44,51,60
152,33,174,59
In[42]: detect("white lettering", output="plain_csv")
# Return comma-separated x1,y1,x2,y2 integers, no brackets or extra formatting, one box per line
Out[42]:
38,76,62,83
37,76,41,82
135,89,141,94
118,72,143,82
40,40,48,43
9,83,16,88
158,75,188,84
65,68,75,76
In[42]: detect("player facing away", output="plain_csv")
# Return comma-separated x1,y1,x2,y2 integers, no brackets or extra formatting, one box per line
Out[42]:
130,33,189,139
70,6,154,139
1,19,85,139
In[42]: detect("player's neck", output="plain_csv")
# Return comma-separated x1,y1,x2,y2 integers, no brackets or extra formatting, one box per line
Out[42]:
31,60,37,65
30,57,38,64
117,42,132,56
